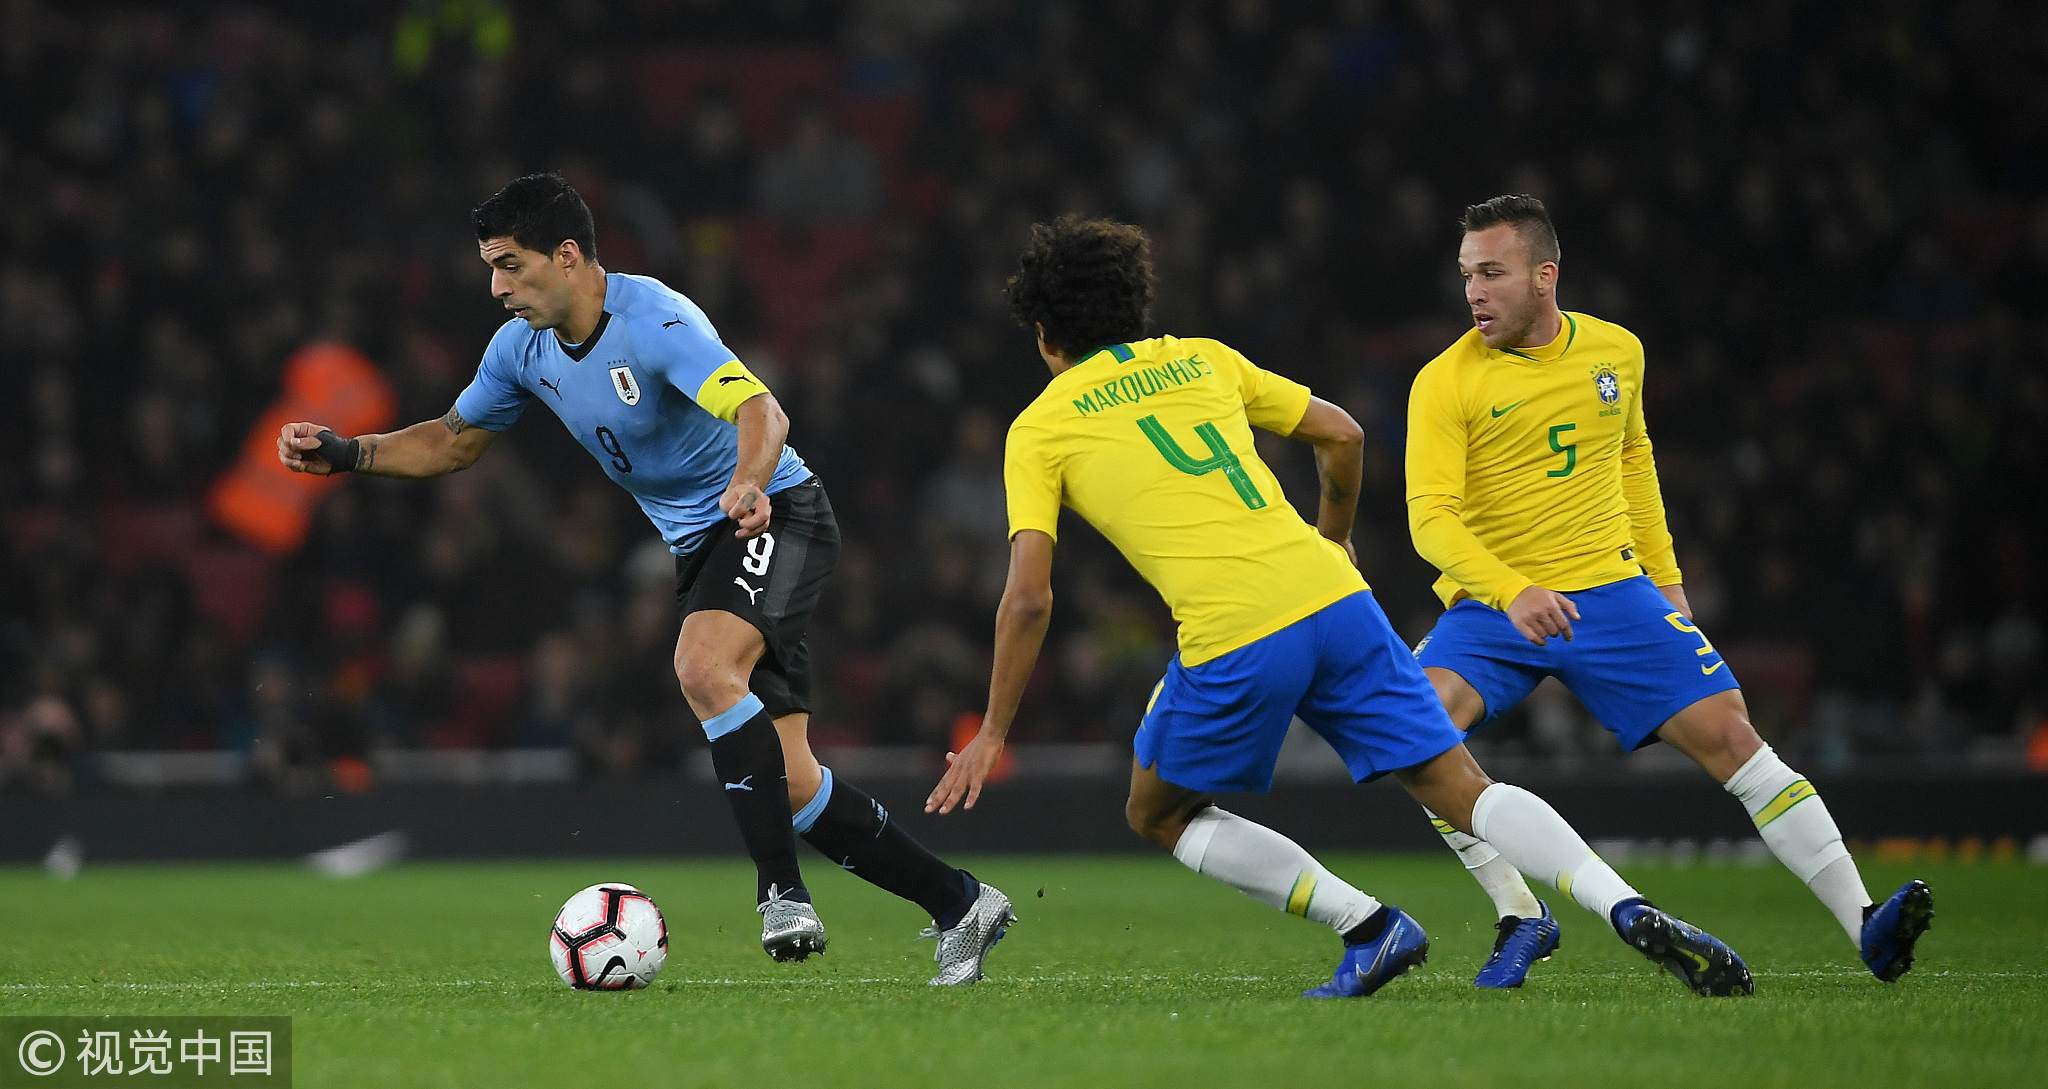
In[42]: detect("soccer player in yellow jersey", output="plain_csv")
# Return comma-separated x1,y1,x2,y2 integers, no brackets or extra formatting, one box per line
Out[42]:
926,215,1753,998
1407,194,1932,988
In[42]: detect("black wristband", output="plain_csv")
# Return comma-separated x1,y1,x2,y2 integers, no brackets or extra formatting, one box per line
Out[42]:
312,429,362,473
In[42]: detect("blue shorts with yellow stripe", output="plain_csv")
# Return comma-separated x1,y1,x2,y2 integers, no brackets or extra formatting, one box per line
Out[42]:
1413,575,1740,750
1134,591,1464,794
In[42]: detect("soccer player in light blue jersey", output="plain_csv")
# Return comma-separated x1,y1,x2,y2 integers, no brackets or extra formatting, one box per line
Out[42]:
278,174,1013,983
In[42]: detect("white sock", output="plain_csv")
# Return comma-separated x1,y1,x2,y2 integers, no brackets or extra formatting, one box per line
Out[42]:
1423,807,1543,919
1471,783,1640,922
1723,745,1870,943
1173,806,1380,935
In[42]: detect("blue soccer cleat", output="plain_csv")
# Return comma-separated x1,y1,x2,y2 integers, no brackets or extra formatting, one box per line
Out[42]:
1303,907,1429,998
1474,900,1562,989
1861,879,1933,982
1611,899,1753,997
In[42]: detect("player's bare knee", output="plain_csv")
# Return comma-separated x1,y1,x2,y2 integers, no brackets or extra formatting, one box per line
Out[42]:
783,763,823,814
673,651,746,712
1125,793,1208,849
1662,694,1764,781
1124,798,1175,848
1394,746,1490,831
1699,717,1764,781
1424,667,1483,730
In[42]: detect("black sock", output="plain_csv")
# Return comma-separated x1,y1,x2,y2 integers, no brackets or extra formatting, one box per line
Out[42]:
1342,906,1391,946
795,767,975,928
704,696,807,905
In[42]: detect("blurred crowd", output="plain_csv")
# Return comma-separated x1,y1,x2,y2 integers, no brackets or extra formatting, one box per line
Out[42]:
3,0,2044,792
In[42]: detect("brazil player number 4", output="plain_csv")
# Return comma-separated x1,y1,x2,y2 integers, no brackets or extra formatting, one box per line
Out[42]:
1136,414,1267,510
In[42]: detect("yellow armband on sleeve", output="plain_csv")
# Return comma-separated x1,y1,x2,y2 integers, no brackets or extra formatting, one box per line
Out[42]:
694,359,769,422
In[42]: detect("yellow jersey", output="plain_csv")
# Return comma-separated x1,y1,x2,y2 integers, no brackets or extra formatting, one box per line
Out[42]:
1005,336,1365,666
1405,311,1681,610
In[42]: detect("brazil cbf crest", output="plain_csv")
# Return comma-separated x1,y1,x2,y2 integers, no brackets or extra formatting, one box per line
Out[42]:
1591,365,1622,416
609,364,641,406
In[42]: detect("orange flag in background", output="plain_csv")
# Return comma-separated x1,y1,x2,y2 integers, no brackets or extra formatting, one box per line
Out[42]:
208,343,398,554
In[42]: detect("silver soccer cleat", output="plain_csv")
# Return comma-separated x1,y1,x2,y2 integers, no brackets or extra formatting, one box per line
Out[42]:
922,882,1017,986
758,884,826,962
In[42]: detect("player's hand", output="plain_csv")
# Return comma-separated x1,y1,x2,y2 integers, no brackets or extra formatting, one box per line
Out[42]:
1506,585,1580,645
721,481,771,538
925,732,1005,815
277,422,336,475
1659,583,1692,622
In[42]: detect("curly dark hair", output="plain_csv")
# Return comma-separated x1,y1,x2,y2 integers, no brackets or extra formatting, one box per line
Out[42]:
1004,215,1156,359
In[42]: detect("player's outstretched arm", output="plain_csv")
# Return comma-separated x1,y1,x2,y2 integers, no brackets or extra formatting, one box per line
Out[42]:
1285,396,1365,562
927,529,1054,815
276,407,496,478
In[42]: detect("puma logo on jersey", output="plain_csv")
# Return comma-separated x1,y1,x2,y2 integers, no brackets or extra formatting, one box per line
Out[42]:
723,776,754,792
537,376,562,398
733,577,763,605
662,318,686,328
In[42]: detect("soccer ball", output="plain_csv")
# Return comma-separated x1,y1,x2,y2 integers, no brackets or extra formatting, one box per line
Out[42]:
549,883,669,990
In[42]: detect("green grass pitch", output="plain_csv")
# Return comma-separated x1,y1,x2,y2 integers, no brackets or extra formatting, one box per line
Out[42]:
4,855,2041,1088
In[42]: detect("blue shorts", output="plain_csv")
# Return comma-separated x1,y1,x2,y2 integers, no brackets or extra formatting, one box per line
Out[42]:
1134,591,1464,794
1413,575,1741,750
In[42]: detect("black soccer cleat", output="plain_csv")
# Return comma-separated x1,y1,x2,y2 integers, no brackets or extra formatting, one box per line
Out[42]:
1613,899,1754,997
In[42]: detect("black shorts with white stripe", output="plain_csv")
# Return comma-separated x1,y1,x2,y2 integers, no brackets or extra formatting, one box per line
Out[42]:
674,476,840,718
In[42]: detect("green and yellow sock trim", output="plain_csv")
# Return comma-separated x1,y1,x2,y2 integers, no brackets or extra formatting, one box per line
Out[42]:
1753,779,1818,830
1286,871,1318,917
1429,817,1458,837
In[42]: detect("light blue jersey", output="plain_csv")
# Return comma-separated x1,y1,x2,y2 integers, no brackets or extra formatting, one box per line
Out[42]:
455,273,811,554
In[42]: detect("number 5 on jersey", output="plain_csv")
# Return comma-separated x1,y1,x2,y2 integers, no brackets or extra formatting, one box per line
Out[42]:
1137,414,1267,510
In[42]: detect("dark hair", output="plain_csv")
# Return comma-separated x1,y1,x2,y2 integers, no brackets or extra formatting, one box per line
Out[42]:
473,172,598,261
1460,194,1560,265
1005,215,1156,358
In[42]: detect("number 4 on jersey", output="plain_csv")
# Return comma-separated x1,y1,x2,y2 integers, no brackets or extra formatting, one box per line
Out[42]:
1137,414,1266,510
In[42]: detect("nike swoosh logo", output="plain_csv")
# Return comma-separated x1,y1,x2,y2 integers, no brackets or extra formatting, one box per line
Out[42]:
1490,400,1526,418
718,375,753,385
1684,949,1711,973
1701,661,1726,676
1356,918,1401,984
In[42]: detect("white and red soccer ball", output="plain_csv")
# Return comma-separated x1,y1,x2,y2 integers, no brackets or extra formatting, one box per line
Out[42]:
549,883,669,990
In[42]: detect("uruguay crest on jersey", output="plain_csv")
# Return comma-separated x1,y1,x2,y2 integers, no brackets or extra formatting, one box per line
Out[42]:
609,364,641,406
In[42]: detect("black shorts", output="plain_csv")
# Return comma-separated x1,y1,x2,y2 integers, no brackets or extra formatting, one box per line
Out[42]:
674,476,839,718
